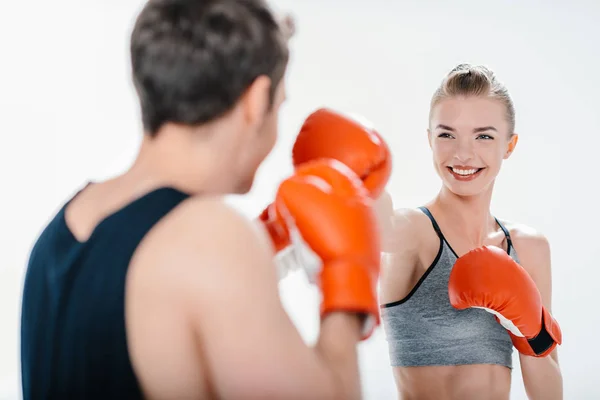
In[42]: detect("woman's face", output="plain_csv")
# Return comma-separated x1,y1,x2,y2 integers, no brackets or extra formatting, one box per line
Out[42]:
428,95,518,197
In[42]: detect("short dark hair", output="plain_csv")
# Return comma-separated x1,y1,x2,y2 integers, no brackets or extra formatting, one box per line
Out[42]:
130,0,290,136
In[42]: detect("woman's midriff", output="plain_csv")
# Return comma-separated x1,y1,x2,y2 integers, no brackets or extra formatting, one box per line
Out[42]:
394,363,512,400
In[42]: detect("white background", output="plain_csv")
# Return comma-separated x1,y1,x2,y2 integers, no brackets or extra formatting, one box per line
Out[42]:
1,0,599,398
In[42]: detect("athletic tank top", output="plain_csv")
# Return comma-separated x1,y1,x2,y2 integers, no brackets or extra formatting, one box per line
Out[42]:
20,186,190,400
380,206,516,368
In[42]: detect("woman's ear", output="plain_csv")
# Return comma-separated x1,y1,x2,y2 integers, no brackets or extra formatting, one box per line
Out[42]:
427,129,433,149
504,133,519,159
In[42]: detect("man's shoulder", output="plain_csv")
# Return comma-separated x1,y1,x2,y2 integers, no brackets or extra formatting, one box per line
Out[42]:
130,196,276,306
141,196,271,271
173,195,254,232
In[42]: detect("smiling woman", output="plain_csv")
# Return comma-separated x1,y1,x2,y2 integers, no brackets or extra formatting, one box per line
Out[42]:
379,63,563,400
428,64,519,196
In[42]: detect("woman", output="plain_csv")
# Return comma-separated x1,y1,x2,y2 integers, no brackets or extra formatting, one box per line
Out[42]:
379,64,563,399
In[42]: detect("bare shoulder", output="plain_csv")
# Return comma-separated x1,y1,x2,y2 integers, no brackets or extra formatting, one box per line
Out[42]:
174,196,270,251
379,207,432,304
503,221,551,260
127,198,324,399
384,207,431,254
132,195,276,302
501,220,552,280
146,196,263,249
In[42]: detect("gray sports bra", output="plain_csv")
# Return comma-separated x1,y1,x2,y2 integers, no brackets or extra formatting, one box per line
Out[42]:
380,206,516,368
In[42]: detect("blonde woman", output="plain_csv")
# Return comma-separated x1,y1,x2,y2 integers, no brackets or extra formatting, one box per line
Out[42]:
379,64,563,399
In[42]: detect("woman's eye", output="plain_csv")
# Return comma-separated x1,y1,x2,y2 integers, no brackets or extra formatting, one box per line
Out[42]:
477,134,494,140
438,133,453,138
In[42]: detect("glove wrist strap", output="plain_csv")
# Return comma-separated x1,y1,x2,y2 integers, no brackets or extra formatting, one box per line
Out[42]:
511,307,562,357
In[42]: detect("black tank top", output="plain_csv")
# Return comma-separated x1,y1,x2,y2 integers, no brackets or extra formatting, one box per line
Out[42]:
20,186,190,400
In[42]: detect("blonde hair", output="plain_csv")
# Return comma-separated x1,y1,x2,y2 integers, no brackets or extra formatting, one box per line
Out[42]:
430,64,516,134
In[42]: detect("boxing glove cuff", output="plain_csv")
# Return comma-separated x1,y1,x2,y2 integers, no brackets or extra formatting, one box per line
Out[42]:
274,225,323,282
319,260,380,340
510,307,562,357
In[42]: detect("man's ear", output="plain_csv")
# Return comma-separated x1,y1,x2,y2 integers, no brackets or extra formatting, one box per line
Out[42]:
241,75,271,128
504,133,519,159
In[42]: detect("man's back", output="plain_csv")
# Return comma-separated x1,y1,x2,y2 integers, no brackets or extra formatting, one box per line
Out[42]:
18,0,389,397
21,180,343,399
20,185,190,400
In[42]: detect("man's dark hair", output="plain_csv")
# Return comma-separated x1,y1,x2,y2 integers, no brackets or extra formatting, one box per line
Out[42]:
130,0,290,136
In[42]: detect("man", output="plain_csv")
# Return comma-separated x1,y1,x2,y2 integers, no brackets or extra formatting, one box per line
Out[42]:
20,0,392,399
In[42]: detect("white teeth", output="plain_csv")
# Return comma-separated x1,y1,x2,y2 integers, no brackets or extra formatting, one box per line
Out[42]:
452,167,478,176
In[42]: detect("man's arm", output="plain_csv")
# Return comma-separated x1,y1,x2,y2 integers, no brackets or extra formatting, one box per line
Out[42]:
179,198,364,399
512,227,563,400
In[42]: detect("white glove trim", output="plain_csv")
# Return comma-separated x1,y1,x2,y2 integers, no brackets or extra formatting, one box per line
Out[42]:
474,306,525,337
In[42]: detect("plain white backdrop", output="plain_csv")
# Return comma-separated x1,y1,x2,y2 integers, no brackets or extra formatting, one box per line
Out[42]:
1,0,599,398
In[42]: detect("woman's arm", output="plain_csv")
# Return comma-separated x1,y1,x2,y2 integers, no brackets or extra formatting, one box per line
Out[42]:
511,227,563,400
379,207,427,396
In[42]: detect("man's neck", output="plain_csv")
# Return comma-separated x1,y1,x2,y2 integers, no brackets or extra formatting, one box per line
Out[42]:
120,132,231,197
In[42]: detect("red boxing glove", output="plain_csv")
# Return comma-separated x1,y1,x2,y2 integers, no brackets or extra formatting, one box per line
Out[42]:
273,159,382,339
259,107,392,273
292,108,392,199
448,246,562,357
258,206,289,253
